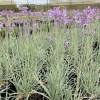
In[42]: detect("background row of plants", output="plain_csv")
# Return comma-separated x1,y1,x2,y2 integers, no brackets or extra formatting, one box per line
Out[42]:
0,6,100,39
0,3,100,11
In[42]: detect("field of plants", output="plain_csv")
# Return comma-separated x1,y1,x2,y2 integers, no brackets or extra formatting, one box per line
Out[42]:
0,5,100,100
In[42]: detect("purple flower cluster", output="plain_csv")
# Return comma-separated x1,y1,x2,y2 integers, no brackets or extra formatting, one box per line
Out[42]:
48,7,72,25
47,6,100,26
0,6,99,30
0,10,14,18
73,6,100,26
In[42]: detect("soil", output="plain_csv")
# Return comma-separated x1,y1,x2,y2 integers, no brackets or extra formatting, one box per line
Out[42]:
16,93,49,100
28,93,48,100
0,80,17,100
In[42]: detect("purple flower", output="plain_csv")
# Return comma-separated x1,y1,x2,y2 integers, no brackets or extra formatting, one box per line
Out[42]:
19,6,28,11
62,8,67,17
0,22,4,30
64,40,70,49
63,17,72,25
48,7,62,18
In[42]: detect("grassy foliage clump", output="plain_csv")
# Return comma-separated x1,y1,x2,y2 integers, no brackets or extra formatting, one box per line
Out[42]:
0,21,100,100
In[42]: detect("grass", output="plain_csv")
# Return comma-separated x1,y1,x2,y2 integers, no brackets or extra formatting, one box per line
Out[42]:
0,20,100,100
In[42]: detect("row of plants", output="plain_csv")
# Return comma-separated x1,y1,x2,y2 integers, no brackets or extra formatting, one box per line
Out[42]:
0,6,100,100
0,21,100,100
0,6,99,39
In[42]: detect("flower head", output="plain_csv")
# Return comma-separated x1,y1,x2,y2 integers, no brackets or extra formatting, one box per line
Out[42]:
64,40,70,49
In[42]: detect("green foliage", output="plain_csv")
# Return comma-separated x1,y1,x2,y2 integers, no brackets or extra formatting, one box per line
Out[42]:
0,29,5,39
0,21,100,100
0,5,19,11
